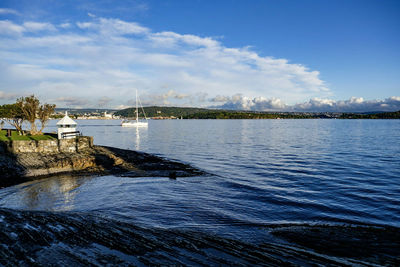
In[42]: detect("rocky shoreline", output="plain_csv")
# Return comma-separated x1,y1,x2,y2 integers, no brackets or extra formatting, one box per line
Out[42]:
0,208,399,266
0,145,205,188
1,142,399,266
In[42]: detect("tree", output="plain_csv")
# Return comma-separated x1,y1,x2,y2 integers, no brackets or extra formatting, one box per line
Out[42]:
0,103,25,134
15,95,56,135
18,95,40,135
38,103,56,134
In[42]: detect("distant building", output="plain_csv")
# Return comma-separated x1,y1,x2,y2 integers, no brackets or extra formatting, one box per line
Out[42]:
104,111,113,119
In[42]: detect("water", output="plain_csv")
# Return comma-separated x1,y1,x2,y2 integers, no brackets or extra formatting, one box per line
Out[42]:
1,119,399,242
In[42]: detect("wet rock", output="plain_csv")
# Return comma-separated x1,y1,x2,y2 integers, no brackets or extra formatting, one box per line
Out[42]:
2,208,396,266
270,224,400,266
0,145,206,188
169,171,177,179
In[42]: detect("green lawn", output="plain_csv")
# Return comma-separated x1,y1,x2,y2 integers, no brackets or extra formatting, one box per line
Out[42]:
0,129,56,141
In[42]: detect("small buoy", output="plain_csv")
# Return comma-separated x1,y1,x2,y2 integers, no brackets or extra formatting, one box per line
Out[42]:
169,172,177,179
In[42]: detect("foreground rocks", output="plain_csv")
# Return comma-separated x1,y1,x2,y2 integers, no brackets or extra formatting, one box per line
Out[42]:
0,145,205,188
270,224,400,266
0,208,399,266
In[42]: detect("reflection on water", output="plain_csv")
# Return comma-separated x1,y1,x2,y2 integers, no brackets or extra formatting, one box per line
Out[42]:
135,127,142,151
14,176,90,211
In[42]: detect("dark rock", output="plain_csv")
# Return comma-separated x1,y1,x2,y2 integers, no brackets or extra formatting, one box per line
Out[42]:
270,224,400,266
169,171,177,179
2,208,397,266
0,145,206,188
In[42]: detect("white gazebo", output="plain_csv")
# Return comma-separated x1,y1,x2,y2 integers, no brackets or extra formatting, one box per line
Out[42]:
57,111,78,139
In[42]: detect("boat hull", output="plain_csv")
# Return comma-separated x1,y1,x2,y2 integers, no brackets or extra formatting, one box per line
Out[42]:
121,121,148,127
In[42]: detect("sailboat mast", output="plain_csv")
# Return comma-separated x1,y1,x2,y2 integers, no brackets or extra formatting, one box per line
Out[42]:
136,89,139,122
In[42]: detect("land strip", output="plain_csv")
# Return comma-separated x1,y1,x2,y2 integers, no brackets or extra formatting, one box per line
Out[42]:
0,144,205,188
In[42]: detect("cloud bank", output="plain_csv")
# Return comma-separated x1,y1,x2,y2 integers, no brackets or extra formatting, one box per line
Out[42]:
0,90,19,100
0,14,398,112
1,87,398,112
212,95,400,112
0,15,330,108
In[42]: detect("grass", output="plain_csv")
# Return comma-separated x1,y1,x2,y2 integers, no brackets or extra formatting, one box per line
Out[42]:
0,129,56,141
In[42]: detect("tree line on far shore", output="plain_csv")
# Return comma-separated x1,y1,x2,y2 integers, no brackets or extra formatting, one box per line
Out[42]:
183,111,318,119
339,111,400,119
185,110,400,119
116,106,400,120
0,95,55,136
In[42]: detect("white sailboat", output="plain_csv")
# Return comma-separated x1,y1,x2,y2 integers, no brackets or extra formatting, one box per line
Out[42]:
121,90,148,127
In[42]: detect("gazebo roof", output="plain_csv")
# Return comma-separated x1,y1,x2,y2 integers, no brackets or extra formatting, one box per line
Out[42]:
57,112,77,125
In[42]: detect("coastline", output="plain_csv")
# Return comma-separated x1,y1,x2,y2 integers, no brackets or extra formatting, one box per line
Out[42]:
0,208,399,266
0,133,398,266
0,144,205,188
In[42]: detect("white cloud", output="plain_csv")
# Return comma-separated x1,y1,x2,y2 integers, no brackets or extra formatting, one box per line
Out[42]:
23,21,56,32
0,8,19,15
20,34,91,47
210,95,230,102
292,96,400,112
114,104,130,110
0,90,19,100
212,94,400,112
77,17,149,36
387,96,400,102
59,22,72,29
0,20,24,35
254,97,287,110
0,16,331,108
76,22,93,29
97,96,112,107
213,94,287,111
136,90,191,106
0,20,56,36
149,31,219,48
53,97,89,107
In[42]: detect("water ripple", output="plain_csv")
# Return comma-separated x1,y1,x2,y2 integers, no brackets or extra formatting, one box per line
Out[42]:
0,119,399,239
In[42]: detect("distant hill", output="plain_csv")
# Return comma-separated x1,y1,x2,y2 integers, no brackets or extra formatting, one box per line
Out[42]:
340,110,400,119
55,108,117,115
183,110,319,119
57,107,400,119
114,106,210,118
115,106,335,119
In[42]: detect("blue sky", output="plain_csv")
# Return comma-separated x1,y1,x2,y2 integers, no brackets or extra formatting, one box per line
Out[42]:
0,0,399,111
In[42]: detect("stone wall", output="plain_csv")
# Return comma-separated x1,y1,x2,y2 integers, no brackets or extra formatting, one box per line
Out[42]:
77,136,93,151
37,139,59,153
4,136,93,154
59,139,76,153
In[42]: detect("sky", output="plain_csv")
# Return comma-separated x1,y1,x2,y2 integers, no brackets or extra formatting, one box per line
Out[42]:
0,0,399,112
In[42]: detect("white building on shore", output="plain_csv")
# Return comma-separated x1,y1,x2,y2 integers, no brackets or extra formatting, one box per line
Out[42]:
57,112,78,139
104,111,113,119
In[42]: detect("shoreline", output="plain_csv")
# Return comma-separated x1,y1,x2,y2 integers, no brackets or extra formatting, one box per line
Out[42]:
0,207,398,266
1,142,399,265
1,135,398,265
0,144,205,188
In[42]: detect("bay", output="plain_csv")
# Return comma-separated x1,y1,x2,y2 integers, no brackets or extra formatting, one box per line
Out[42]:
0,119,399,242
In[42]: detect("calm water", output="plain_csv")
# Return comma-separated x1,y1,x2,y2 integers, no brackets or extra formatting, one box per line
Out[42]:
1,119,399,242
